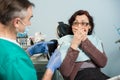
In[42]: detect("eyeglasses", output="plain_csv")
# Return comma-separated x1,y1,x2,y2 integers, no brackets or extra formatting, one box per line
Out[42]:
72,21,90,27
19,19,26,26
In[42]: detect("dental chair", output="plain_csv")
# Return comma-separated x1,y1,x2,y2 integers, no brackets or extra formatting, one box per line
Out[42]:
47,22,69,80
47,21,69,59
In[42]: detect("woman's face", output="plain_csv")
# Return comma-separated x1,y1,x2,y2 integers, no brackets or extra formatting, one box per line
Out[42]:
72,15,91,35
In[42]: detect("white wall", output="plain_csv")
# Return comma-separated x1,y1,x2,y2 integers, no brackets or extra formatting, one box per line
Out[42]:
29,0,120,77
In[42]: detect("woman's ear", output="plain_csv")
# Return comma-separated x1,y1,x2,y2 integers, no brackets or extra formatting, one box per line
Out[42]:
88,26,91,31
88,26,91,30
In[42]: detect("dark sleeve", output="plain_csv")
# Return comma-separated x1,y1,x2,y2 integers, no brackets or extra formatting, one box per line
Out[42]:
80,38,107,67
59,47,79,77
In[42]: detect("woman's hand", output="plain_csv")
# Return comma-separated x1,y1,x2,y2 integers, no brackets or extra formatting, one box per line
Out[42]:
71,27,87,50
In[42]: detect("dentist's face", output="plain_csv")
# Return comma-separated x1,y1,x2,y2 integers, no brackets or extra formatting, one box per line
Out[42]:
16,6,33,33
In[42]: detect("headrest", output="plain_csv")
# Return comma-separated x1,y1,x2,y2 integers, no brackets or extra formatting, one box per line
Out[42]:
47,39,58,56
57,22,69,38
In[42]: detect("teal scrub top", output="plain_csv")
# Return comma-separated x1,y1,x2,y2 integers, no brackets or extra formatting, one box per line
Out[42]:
0,39,37,80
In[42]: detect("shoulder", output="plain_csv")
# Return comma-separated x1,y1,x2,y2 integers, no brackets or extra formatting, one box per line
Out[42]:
88,34,102,44
0,39,32,67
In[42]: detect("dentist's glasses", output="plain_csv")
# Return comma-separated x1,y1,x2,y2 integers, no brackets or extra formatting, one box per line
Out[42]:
18,19,30,34
19,19,26,26
72,21,90,27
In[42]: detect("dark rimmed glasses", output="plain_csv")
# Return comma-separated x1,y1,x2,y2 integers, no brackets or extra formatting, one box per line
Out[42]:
72,21,90,27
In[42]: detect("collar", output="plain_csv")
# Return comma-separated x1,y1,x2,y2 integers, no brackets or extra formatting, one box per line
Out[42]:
0,37,20,47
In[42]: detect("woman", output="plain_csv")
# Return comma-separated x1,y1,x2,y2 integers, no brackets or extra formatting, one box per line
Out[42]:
59,10,110,80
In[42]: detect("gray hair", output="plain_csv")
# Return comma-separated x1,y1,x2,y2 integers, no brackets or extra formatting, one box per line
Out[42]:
0,0,34,25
